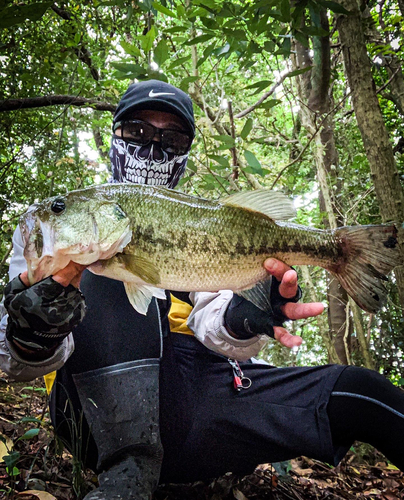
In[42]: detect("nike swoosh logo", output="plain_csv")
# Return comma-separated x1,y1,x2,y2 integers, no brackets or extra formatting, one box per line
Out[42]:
149,90,176,98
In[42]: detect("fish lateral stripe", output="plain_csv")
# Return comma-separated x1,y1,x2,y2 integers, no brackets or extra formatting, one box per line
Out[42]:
18,184,403,315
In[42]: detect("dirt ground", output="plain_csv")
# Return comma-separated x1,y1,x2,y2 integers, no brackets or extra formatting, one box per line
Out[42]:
0,373,403,500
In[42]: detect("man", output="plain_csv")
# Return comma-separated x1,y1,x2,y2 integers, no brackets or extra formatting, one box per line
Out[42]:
1,80,403,500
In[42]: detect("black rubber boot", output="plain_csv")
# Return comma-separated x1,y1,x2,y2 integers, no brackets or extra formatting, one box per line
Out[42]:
73,359,163,500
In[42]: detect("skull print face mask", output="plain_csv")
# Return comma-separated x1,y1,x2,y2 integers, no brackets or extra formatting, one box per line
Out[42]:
109,136,189,188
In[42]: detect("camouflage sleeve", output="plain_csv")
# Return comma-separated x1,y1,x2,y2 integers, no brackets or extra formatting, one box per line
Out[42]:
4,275,86,351
0,227,75,380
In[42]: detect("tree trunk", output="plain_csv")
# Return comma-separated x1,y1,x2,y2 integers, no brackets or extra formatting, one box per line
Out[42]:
337,0,404,315
301,266,340,363
292,10,349,364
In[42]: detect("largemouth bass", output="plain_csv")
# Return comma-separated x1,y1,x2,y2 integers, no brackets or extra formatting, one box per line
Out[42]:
19,183,402,314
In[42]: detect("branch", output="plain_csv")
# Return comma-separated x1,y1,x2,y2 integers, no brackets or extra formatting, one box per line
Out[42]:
0,95,116,113
235,71,294,119
270,90,352,189
376,66,401,95
227,100,239,180
51,4,100,81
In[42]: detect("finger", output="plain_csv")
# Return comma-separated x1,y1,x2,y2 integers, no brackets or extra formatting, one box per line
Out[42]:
281,301,325,321
273,326,303,348
52,262,87,288
278,269,298,299
19,271,30,287
263,258,292,282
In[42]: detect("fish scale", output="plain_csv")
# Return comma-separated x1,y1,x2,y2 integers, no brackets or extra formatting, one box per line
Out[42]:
19,183,402,315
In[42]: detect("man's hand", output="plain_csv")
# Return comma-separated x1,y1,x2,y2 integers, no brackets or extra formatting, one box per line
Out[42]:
264,258,324,348
224,258,324,349
5,263,87,358
19,262,86,289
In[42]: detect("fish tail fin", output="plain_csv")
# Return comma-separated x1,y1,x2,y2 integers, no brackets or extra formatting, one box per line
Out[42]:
331,224,402,313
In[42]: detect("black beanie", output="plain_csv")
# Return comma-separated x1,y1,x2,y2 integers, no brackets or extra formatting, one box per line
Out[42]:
113,80,195,137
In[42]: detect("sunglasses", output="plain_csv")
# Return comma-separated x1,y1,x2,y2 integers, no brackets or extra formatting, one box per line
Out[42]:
113,119,193,155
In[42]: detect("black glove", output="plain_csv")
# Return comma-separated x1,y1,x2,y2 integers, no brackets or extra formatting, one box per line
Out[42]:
224,277,302,340
4,275,86,351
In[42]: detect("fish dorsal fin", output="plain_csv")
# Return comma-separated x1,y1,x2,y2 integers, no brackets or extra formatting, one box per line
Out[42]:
124,283,166,315
221,190,295,221
237,276,274,313
118,254,160,285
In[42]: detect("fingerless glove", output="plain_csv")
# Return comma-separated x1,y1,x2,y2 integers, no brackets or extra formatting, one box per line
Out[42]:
224,278,302,340
4,275,86,351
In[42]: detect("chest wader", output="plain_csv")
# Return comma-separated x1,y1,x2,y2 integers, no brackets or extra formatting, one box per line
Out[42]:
66,273,165,500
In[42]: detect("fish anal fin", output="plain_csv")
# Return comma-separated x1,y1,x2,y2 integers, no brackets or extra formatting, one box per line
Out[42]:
221,190,296,221
124,283,166,315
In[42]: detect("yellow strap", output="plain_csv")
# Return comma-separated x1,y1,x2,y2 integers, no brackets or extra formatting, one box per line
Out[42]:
44,371,56,395
168,293,194,335
43,294,194,393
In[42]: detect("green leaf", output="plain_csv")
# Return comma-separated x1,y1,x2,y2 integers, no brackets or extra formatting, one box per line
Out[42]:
264,40,276,52
300,25,329,37
280,0,291,22
164,26,188,34
285,66,312,78
200,16,218,29
177,4,186,17
3,451,20,470
193,0,220,10
187,6,209,18
186,159,197,173
20,417,42,424
111,62,146,76
167,55,191,71
179,76,199,91
258,99,281,110
153,38,169,66
294,30,310,48
244,79,273,95
240,118,253,140
20,428,40,440
96,0,126,6
317,0,351,15
184,34,214,45
203,41,217,57
139,25,157,53
212,135,236,146
0,2,53,29
244,150,262,171
120,41,141,57
208,154,230,167
152,2,177,18
8,466,20,477
213,43,231,58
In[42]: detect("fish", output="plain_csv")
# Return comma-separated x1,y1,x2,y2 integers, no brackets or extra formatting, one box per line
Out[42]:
19,183,402,315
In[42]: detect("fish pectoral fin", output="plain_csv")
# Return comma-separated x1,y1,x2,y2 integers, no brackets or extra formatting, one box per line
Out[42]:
237,277,274,313
221,190,296,221
124,283,166,315
118,254,160,285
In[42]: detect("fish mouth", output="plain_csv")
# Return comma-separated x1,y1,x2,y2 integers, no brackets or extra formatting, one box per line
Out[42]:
20,212,132,285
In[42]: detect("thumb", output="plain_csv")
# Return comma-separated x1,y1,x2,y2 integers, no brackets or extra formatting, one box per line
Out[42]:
273,326,303,349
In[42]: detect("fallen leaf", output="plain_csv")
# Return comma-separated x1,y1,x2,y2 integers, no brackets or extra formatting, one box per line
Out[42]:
17,491,57,500
233,488,249,500
0,434,13,462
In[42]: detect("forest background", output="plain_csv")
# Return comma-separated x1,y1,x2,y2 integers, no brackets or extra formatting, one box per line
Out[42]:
1,0,404,379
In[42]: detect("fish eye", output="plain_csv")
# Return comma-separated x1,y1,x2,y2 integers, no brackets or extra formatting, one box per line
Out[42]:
51,199,66,214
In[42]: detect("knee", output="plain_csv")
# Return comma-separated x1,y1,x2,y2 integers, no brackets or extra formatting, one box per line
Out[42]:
333,365,399,400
